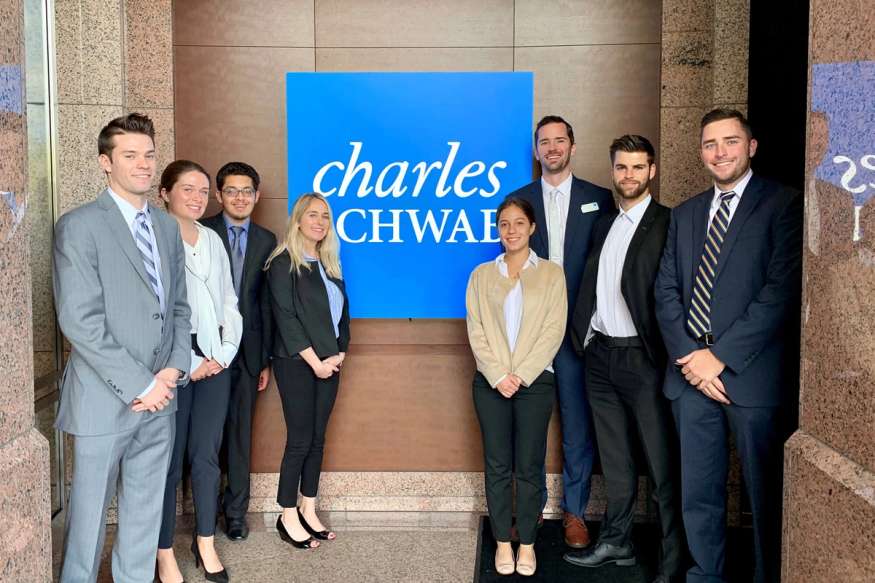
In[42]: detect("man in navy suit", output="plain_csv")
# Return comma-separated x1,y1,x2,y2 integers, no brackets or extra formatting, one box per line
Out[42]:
511,115,614,547
655,109,802,583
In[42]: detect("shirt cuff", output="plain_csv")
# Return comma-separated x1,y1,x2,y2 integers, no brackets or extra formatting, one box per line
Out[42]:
190,352,204,376
492,373,508,388
137,378,155,399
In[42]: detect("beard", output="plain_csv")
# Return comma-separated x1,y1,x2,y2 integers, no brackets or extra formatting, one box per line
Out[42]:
613,177,650,200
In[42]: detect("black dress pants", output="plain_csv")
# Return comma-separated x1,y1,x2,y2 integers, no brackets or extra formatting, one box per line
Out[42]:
585,335,684,579
159,370,231,548
221,360,259,520
274,356,339,507
472,370,554,546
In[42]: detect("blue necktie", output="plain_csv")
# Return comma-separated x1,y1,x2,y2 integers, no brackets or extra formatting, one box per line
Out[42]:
135,211,162,309
229,226,244,296
687,191,736,339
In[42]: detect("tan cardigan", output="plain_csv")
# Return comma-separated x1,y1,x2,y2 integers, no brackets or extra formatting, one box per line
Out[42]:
465,256,568,387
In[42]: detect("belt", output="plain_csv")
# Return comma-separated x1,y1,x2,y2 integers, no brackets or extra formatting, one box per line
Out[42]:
696,333,715,346
593,331,642,348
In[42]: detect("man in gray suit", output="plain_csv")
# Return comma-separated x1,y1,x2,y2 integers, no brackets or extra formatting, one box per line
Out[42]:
53,113,191,583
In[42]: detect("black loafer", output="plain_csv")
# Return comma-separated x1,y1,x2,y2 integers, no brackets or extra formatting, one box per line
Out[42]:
225,518,249,541
563,541,636,568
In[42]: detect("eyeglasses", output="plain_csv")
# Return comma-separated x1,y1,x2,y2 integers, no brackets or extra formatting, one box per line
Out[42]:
221,187,256,200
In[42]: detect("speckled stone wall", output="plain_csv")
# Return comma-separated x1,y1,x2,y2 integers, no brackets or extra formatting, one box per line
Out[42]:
0,0,52,579
782,0,875,581
659,0,749,207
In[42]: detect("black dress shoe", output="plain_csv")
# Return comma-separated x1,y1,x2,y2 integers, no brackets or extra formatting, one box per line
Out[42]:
297,508,336,541
563,541,636,568
191,534,229,583
225,518,249,541
276,515,319,549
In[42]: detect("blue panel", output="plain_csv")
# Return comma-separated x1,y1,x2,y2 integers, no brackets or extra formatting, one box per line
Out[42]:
286,72,534,317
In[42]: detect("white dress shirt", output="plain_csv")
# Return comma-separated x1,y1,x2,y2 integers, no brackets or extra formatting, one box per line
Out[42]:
591,195,652,338
495,249,554,376
708,168,753,227
541,174,573,266
185,223,243,375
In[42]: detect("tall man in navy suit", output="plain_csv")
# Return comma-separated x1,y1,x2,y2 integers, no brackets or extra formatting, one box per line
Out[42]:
201,162,276,541
655,109,802,583
511,115,614,547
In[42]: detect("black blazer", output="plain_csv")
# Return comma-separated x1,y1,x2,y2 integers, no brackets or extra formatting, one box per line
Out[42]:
267,250,351,360
512,176,614,317
654,174,802,407
571,200,671,368
201,213,277,377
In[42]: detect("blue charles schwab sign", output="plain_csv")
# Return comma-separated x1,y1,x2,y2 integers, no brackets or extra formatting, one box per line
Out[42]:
286,72,534,317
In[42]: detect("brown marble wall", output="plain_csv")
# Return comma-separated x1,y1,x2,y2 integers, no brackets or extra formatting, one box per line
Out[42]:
0,0,51,579
783,0,875,581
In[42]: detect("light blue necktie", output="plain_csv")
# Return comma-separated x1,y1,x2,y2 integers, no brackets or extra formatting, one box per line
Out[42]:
229,226,244,295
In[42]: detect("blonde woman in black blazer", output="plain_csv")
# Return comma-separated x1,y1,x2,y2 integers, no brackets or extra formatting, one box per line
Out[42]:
265,192,350,550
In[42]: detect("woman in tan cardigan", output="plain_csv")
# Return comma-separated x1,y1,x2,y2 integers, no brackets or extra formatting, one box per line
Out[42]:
466,196,567,577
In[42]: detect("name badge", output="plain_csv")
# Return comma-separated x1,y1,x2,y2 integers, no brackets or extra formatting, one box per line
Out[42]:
580,202,599,214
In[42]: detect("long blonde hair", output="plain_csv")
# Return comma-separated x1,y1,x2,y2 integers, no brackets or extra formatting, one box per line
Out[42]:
265,192,342,278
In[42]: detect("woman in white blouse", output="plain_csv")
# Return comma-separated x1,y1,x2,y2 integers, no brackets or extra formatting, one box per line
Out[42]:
155,160,242,583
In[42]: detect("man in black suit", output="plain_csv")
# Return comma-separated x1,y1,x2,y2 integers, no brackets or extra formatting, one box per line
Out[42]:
511,115,614,547
201,161,277,540
564,135,683,583
655,109,802,583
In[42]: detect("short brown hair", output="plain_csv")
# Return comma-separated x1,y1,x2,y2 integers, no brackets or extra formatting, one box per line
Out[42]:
534,115,575,145
700,108,753,139
609,134,655,165
97,113,155,158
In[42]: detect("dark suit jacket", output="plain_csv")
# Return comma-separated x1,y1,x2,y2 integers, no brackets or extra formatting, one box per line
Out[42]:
512,176,614,317
654,174,803,407
267,250,351,360
201,213,277,377
571,199,671,368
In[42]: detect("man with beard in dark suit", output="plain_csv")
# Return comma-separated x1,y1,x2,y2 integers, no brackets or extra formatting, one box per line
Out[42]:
565,135,683,583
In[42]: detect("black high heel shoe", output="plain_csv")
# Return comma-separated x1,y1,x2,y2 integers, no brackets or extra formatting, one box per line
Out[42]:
297,507,336,541
190,534,229,583
276,515,319,549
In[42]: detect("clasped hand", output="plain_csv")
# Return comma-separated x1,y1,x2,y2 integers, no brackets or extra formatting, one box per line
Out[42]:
496,374,524,398
314,353,345,379
131,367,178,413
676,348,731,405
191,358,224,381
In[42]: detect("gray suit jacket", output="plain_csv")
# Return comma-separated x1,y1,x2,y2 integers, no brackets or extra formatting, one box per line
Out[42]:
53,190,192,436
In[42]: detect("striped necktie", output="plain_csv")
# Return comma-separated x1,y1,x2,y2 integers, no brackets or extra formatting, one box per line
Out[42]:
687,191,736,339
135,211,162,307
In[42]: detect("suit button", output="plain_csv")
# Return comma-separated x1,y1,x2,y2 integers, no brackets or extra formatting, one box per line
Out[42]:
153,313,160,320
153,348,159,355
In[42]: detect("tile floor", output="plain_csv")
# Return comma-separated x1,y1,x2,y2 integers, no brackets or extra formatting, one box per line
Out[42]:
52,512,480,582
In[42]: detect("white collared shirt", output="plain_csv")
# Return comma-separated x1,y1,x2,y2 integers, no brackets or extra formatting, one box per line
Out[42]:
495,249,553,373
591,195,652,338
541,174,573,266
708,168,753,228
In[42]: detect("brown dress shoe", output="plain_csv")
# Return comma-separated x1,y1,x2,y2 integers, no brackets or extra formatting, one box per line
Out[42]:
563,512,591,548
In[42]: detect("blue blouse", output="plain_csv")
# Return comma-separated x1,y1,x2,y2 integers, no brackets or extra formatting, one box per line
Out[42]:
305,255,344,339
